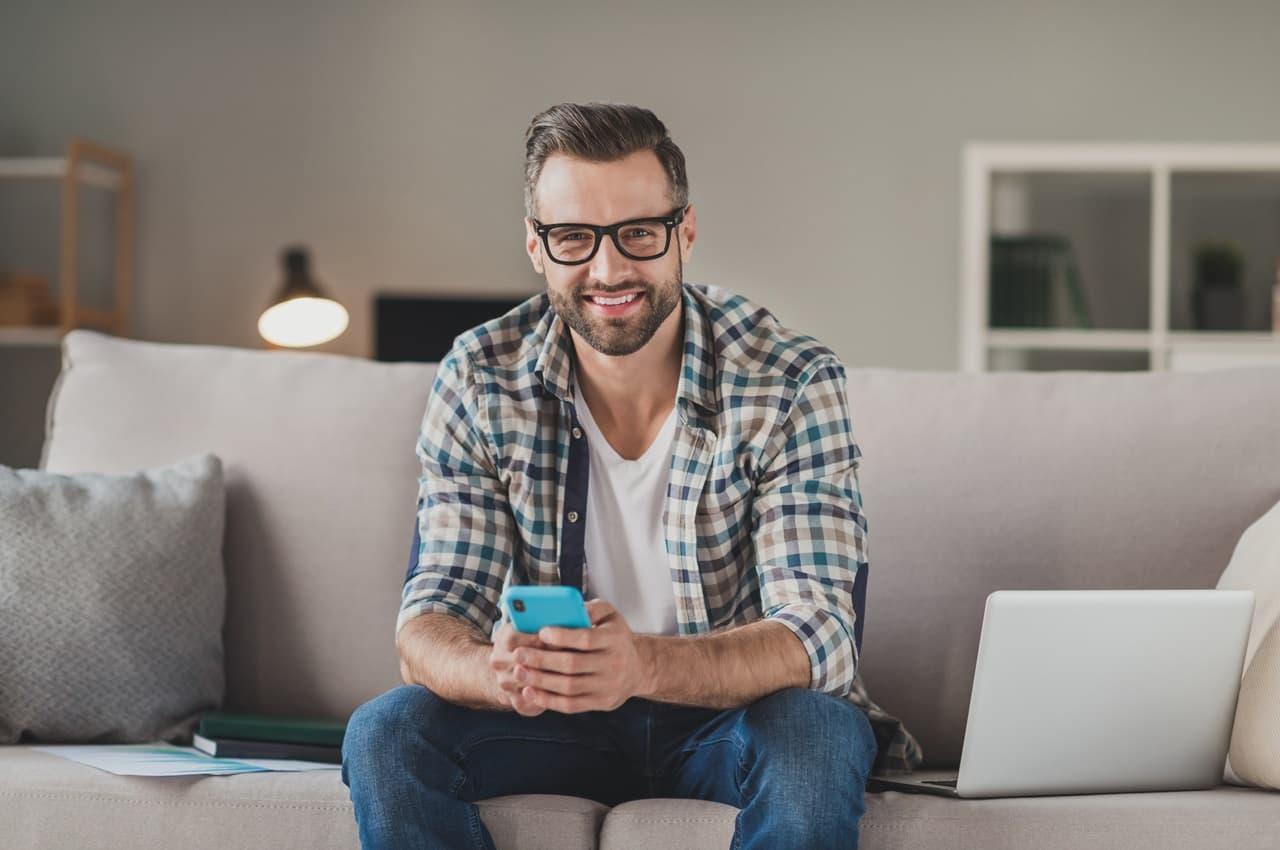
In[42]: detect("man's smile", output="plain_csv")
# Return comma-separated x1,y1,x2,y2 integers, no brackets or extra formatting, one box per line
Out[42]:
585,290,646,316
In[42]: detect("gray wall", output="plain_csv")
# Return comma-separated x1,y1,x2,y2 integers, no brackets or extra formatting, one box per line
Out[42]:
3,0,1280,462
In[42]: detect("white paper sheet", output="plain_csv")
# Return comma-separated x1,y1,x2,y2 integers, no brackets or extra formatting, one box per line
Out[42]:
30,743,343,776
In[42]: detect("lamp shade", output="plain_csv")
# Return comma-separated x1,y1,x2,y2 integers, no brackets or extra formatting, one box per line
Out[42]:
258,246,349,348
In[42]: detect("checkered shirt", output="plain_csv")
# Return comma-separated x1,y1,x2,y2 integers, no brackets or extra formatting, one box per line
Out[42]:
398,281,923,774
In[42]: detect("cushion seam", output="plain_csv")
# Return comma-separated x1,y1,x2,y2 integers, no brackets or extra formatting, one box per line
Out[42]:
604,816,733,824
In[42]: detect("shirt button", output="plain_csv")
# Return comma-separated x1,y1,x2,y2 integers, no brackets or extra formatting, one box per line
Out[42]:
572,426,583,439
567,510,580,523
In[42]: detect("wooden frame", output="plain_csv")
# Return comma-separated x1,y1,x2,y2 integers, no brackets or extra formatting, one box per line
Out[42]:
58,138,134,336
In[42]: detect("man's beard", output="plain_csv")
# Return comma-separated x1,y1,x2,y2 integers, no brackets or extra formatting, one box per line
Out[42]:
547,257,683,357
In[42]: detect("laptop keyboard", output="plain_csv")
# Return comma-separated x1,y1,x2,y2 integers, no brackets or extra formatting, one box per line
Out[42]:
921,778,958,787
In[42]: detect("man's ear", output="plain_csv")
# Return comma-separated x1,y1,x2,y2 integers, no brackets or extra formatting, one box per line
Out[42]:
678,203,697,263
524,217,545,275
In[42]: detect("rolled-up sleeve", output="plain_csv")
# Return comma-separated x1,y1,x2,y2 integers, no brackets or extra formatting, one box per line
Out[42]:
395,347,515,643
751,357,866,697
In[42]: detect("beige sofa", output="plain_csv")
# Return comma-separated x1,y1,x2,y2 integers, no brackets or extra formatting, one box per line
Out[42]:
4,328,1280,849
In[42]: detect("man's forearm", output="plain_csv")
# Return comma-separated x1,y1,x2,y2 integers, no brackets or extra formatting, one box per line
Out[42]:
634,619,811,709
396,612,509,711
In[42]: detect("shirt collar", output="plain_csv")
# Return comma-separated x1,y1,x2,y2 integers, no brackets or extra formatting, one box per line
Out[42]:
534,282,718,416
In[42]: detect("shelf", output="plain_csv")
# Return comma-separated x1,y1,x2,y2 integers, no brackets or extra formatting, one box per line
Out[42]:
0,326,62,347
986,329,1152,352
1166,331,1280,348
1167,341,1280,371
0,157,123,190
987,329,1280,353
1165,333,1280,372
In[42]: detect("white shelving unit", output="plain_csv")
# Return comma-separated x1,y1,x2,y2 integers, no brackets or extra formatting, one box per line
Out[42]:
960,143,1280,372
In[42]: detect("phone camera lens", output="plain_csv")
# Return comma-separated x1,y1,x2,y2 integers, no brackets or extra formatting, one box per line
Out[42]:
512,599,525,612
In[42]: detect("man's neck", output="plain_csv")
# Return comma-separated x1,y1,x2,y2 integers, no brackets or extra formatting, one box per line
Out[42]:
570,300,683,426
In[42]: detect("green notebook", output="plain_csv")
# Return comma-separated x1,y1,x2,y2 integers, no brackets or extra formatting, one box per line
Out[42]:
196,711,348,748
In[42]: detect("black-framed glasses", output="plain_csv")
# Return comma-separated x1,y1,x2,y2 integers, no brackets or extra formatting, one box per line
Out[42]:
531,205,688,265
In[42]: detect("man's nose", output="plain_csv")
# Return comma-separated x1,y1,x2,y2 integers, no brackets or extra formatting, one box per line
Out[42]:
586,232,633,282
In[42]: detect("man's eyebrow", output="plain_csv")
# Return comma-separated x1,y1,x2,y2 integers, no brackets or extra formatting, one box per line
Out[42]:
547,209,670,224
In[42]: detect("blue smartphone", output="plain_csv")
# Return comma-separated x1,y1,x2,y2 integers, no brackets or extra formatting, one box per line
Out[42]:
501,585,591,634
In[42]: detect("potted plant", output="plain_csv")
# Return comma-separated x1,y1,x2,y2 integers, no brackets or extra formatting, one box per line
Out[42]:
1192,242,1246,331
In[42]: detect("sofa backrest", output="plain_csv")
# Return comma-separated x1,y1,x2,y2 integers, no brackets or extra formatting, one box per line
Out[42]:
44,331,1280,768
44,331,434,724
846,367,1280,767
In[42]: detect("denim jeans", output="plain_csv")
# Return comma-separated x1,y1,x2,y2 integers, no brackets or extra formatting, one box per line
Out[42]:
341,683,878,850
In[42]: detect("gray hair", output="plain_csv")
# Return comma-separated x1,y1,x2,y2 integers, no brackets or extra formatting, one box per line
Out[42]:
523,102,689,219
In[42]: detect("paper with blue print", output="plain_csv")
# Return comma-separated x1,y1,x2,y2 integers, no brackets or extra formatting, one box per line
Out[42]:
30,742,341,776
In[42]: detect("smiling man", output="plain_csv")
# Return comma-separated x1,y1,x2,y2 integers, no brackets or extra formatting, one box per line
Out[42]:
341,102,922,850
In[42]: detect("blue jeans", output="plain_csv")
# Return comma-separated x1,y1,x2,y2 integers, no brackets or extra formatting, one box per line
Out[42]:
341,684,878,850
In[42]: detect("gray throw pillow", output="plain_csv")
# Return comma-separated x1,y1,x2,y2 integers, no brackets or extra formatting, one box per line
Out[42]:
0,453,226,744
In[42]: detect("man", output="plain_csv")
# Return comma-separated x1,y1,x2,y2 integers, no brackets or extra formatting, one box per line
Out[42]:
342,102,922,850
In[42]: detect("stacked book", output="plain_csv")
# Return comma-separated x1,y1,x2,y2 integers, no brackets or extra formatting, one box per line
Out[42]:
193,711,347,764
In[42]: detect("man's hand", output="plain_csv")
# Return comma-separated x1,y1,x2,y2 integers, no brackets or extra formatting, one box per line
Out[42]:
488,619,551,716
509,599,652,713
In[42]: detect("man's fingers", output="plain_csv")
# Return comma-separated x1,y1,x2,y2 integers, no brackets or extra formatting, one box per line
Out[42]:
500,631,546,650
526,686,596,714
513,647,595,675
585,598,616,625
514,664,592,696
511,690,544,716
538,625,598,650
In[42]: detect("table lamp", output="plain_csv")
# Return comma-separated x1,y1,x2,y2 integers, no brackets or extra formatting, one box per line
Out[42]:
257,245,349,348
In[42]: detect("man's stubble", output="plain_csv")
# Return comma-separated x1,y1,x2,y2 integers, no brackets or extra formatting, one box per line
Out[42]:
547,251,683,357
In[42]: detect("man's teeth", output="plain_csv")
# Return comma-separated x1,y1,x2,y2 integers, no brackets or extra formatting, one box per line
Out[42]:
591,293,639,306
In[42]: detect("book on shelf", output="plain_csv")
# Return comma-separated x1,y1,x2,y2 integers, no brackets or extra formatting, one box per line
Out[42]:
192,733,342,764
988,235,1093,330
195,711,347,749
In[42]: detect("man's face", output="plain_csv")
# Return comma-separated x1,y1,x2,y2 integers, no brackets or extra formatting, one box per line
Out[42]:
525,150,696,357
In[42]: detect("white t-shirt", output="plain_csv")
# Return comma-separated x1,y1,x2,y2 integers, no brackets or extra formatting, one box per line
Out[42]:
573,373,680,635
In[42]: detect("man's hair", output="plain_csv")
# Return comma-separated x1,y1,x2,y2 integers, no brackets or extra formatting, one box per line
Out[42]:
523,102,689,220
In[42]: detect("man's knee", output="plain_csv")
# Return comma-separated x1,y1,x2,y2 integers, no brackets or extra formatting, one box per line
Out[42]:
342,684,450,768
740,688,878,777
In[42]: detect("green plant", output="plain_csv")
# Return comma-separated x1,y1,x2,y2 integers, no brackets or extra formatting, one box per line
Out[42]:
1193,242,1245,288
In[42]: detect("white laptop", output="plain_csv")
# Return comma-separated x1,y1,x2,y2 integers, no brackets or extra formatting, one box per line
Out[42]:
868,589,1255,799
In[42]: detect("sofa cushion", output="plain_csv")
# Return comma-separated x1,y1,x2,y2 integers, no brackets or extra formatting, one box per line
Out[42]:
0,745,608,850
598,779,1280,850
1231,621,1280,791
1218,496,1280,788
42,331,437,722
9,746,1275,850
0,454,225,745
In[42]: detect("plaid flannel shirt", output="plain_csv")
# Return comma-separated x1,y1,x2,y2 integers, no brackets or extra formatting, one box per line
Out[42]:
398,281,923,774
